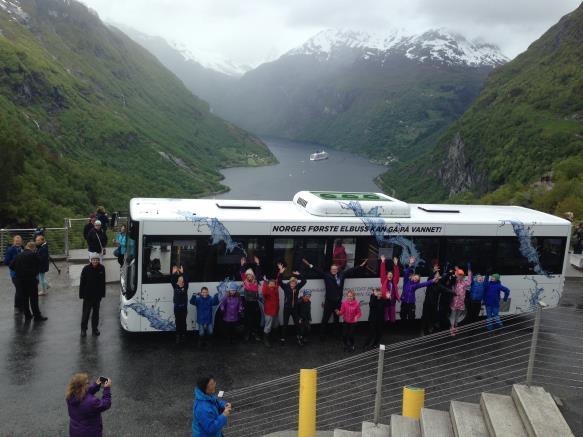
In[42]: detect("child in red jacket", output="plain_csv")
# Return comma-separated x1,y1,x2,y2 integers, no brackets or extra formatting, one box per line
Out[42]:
336,290,362,352
261,276,280,348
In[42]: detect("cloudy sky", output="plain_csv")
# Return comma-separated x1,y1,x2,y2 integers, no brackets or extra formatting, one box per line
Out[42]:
81,0,580,66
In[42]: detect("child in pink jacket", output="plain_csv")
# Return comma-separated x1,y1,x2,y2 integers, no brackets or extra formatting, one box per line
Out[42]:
450,265,472,336
336,290,362,352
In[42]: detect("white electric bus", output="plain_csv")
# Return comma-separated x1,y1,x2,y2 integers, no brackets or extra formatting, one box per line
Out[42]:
119,191,571,332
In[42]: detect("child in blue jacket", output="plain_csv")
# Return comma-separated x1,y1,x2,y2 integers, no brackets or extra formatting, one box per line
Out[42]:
467,274,488,324
190,287,220,348
483,274,510,331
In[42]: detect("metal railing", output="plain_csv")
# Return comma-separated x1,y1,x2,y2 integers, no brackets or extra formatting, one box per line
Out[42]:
223,304,581,435
0,216,127,262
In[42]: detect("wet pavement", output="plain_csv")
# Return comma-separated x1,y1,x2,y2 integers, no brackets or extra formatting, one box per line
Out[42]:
1,263,582,436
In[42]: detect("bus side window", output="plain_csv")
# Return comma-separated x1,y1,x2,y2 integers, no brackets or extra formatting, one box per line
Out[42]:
143,238,172,282
495,238,531,275
411,237,441,278
533,237,566,274
273,237,327,279
445,237,495,275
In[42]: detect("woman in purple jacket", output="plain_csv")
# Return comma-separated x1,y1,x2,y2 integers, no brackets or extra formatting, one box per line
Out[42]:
66,373,112,437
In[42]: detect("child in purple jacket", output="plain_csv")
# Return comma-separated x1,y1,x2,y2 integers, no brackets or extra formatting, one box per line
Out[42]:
219,285,244,343
400,258,438,322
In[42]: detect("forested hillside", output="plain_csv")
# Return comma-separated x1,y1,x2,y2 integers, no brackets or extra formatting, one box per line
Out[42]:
379,3,583,217
0,0,274,226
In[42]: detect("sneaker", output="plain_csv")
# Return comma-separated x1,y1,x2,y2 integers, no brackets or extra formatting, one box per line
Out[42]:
253,333,261,342
34,315,48,321
279,337,286,345
81,330,87,337
450,327,456,337
296,335,304,347
350,345,356,353
38,290,47,296
92,329,100,336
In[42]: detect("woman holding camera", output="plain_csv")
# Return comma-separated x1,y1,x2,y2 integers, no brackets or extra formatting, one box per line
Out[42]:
65,373,112,437
192,375,231,437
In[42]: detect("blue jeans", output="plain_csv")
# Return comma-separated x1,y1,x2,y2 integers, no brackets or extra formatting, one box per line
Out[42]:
198,323,213,337
486,306,502,331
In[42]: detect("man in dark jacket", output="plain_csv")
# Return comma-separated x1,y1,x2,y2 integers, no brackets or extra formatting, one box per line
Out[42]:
83,214,96,242
4,235,23,313
35,235,50,295
303,257,367,338
79,254,106,336
10,241,47,321
87,221,107,262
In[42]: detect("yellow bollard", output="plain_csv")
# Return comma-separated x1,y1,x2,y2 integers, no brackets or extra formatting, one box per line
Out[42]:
298,369,317,437
402,386,425,419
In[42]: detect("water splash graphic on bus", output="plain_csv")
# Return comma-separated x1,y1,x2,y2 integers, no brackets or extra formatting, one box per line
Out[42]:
124,303,176,331
523,277,546,310
500,220,551,278
339,201,423,267
176,210,246,255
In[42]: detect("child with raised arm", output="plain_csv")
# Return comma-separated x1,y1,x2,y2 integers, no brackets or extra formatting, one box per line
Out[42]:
449,265,472,336
190,286,220,348
364,287,389,349
170,265,188,344
467,273,489,324
240,256,263,342
336,290,362,352
483,274,510,332
219,284,244,344
380,255,400,323
400,257,438,323
296,289,312,345
278,262,306,346
261,275,281,348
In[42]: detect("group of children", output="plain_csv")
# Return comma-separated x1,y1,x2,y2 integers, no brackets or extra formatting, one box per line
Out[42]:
169,254,511,348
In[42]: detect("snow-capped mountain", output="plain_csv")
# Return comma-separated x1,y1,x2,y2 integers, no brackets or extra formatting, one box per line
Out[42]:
286,28,508,67
170,41,250,77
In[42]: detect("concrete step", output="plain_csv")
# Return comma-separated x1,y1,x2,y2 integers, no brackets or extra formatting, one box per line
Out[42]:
390,414,420,437
480,392,527,437
511,384,574,437
362,421,390,437
449,401,488,437
333,430,361,437
420,408,454,437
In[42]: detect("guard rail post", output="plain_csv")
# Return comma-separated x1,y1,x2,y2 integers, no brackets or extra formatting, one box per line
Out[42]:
373,344,386,424
1,229,5,260
298,368,317,437
526,300,547,386
64,218,70,258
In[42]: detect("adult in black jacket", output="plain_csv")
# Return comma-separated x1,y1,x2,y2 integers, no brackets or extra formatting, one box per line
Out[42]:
79,255,106,336
87,221,108,261
83,214,96,241
302,258,367,337
10,242,47,321
364,289,390,348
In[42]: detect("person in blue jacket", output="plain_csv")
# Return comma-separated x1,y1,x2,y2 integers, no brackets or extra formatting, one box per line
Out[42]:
171,265,188,344
466,274,488,324
4,235,23,313
190,287,220,348
483,273,510,331
192,375,231,437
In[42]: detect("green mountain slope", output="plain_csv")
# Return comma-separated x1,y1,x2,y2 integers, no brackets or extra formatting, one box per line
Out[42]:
0,0,274,226
379,3,583,217
218,55,491,164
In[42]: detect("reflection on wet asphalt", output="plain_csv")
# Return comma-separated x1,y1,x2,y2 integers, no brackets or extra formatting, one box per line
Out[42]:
1,265,582,436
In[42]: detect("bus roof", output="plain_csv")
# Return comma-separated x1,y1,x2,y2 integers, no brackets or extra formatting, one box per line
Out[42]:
129,193,570,227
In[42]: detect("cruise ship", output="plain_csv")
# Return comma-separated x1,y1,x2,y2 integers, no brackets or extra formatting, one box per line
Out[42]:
309,150,329,161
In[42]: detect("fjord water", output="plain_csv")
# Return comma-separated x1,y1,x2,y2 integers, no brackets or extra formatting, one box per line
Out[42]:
213,138,385,200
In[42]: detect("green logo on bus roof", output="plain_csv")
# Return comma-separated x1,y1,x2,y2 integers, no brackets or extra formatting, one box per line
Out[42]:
310,191,391,201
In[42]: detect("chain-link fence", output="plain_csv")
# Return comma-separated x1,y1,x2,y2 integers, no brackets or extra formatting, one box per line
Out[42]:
1,216,127,262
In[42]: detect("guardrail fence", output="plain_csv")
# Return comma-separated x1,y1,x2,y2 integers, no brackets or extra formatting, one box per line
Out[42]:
1,216,127,261
224,304,581,436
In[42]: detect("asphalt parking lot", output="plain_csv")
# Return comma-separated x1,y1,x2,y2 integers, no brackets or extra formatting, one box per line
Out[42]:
1,264,582,436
